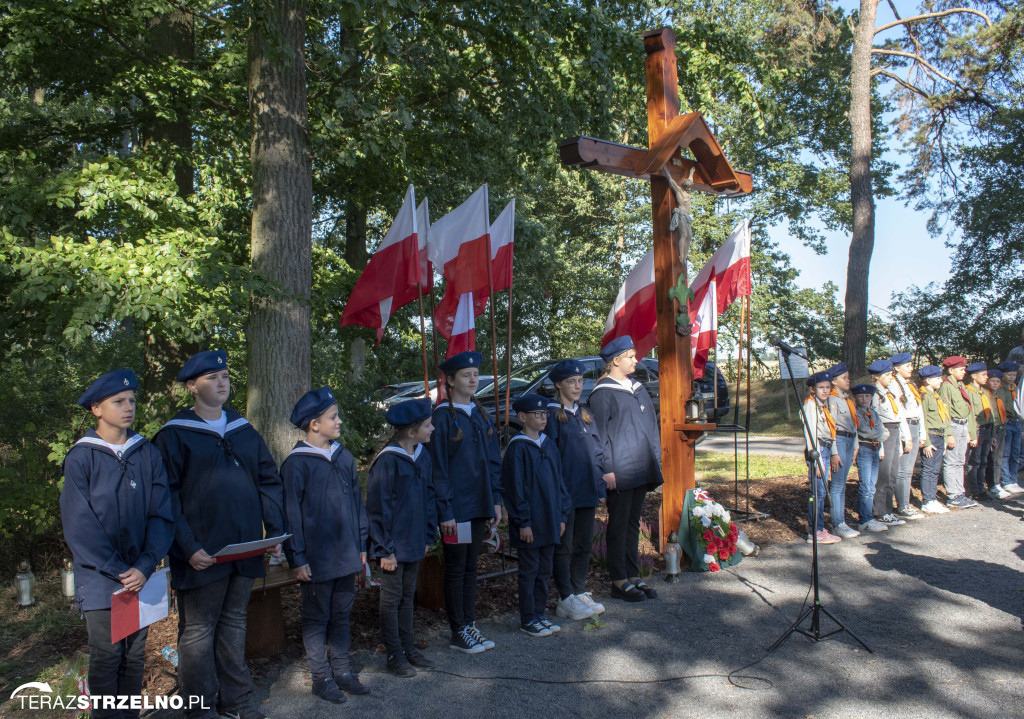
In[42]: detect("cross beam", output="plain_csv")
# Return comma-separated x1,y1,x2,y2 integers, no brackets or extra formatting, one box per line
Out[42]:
560,27,752,550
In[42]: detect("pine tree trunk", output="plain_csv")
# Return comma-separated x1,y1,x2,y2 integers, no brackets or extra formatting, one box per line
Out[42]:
842,0,879,377
247,0,312,463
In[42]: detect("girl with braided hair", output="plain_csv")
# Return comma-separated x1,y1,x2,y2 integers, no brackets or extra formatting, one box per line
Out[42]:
426,351,503,654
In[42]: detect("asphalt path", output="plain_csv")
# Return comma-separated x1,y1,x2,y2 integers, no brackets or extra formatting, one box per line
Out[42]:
252,495,1024,719
698,433,805,456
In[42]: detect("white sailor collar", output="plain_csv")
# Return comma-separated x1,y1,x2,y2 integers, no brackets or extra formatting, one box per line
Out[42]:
288,441,342,461
162,409,249,438
74,431,146,459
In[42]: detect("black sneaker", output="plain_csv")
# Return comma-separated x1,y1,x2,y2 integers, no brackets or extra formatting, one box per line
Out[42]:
466,623,495,650
312,679,346,703
449,626,486,654
335,672,369,695
404,648,435,669
386,653,417,678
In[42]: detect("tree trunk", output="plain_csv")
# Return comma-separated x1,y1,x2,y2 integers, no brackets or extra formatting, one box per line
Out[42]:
247,0,312,463
345,199,368,381
842,0,879,377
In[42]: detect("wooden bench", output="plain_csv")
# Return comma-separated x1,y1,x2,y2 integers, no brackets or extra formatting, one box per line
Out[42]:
245,562,298,659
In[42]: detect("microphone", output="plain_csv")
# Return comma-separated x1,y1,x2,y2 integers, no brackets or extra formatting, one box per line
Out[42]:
768,336,810,361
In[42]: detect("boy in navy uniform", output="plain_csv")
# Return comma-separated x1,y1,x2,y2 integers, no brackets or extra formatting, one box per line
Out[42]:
503,394,571,637
153,351,285,719
367,398,438,677
589,336,662,602
61,370,174,719
282,387,369,702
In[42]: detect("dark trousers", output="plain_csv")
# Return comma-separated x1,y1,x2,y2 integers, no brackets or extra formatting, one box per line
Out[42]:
442,518,487,632
605,486,646,582
920,432,946,504
873,424,902,518
554,506,596,599
85,610,148,719
986,425,1005,489
300,574,356,682
517,544,555,625
965,425,992,496
379,560,419,656
177,573,254,719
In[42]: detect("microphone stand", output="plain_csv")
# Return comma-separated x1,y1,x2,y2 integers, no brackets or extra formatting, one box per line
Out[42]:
768,347,873,653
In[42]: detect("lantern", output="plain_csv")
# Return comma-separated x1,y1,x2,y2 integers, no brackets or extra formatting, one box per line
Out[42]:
736,529,760,557
15,560,35,607
663,531,682,583
61,558,76,599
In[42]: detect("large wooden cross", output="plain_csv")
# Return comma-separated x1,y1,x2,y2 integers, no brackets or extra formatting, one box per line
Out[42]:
559,27,752,549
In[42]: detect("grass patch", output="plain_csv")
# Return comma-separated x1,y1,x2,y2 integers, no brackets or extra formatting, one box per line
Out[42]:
732,378,804,437
696,453,807,482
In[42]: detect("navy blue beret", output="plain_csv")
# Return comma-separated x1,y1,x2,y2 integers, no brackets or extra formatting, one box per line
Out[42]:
850,383,876,396
290,386,338,429
867,359,893,375
550,359,586,383
177,350,228,382
918,365,942,379
512,393,547,413
998,361,1019,373
988,369,1003,379
600,335,634,363
826,362,848,379
385,398,432,427
965,361,987,374
439,351,483,376
889,352,912,366
77,369,138,408
806,371,832,388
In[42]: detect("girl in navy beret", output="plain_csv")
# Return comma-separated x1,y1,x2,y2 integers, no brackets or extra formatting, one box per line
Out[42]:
367,399,438,677
426,351,503,654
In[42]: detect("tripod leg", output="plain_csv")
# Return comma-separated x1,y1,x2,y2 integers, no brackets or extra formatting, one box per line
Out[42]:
818,605,875,653
768,605,814,652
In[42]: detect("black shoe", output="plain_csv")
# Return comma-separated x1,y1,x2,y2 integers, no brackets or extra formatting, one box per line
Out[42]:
610,582,646,602
335,672,369,695
633,581,658,599
312,679,346,703
404,648,435,669
387,653,417,677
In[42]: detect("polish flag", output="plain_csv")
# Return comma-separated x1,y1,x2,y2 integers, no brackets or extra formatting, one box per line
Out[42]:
602,249,657,358
689,218,751,315
339,185,424,343
690,278,718,379
110,568,169,643
489,199,515,292
416,198,431,289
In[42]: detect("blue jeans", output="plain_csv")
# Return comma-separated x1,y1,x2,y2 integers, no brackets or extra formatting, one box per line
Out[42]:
920,432,946,504
807,442,831,533
965,425,992,495
1001,420,1021,486
856,444,879,523
301,574,356,681
829,435,856,527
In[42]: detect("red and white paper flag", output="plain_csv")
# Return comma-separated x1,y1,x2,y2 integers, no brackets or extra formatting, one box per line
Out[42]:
212,534,291,564
111,568,169,643
442,521,474,545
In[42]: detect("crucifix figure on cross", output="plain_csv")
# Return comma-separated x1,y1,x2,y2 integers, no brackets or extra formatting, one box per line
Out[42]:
559,27,752,552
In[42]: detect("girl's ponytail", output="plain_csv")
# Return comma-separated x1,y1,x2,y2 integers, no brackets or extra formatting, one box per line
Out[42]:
580,406,593,424
470,395,495,437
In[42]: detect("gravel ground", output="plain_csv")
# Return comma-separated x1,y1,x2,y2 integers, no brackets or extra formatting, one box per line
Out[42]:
252,496,1024,719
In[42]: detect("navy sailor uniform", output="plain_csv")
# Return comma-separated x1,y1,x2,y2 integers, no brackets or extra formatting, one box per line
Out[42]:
152,408,285,590
282,441,368,580
502,434,571,548
367,442,437,563
427,401,503,522
544,402,605,507
587,377,663,490
60,430,174,611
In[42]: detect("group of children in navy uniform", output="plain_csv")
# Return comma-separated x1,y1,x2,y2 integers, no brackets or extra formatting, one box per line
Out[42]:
801,354,1023,544
60,335,663,714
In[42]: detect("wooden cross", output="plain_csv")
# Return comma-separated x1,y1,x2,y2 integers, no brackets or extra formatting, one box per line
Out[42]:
559,27,752,550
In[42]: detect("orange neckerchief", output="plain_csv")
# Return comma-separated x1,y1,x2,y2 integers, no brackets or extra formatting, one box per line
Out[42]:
907,382,922,403
806,394,836,438
977,387,992,421
996,397,1006,423
1010,382,1018,402
927,387,951,424
884,390,900,417
830,389,860,428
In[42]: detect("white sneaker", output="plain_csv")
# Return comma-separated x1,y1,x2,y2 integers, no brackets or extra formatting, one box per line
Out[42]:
556,595,594,621
1002,482,1024,494
858,519,889,532
992,485,1012,499
921,500,950,514
879,513,906,526
577,592,605,615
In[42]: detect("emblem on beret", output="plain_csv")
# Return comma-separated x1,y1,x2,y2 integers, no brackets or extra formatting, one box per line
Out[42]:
123,378,129,386
217,357,223,364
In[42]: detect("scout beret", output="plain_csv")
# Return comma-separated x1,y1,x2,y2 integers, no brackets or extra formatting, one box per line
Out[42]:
439,351,483,375
998,361,1019,373
988,369,1003,379
177,350,228,382
965,362,987,374
850,383,876,396
77,369,138,408
512,393,547,413
600,335,634,363
806,371,832,387
826,362,848,379
385,398,432,427
290,386,338,429
942,356,967,369
867,359,893,375
889,352,912,366
549,359,587,383
918,366,942,379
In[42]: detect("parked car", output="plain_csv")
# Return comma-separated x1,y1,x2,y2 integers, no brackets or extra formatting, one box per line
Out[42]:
375,377,494,409
697,362,731,422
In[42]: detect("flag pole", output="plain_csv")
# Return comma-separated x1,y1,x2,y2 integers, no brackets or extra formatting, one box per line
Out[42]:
485,252,501,425
503,285,513,427
416,283,430,396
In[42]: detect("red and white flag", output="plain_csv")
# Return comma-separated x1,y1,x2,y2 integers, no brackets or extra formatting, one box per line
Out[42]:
110,568,169,643
689,218,751,315
489,199,515,292
690,278,718,379
339,185,425,343
602,249,657,358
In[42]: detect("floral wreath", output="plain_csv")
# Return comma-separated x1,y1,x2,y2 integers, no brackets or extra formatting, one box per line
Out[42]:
689,488,739,572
